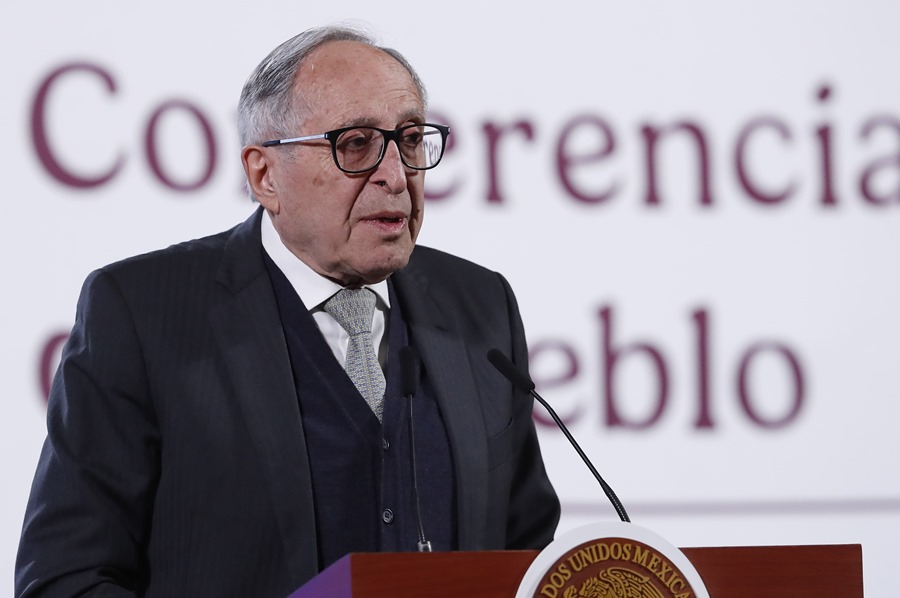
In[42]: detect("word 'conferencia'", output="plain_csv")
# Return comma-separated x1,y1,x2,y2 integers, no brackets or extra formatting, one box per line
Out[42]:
29,62,900,207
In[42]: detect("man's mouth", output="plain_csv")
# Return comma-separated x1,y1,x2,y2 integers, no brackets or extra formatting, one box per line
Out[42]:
363,212,408,234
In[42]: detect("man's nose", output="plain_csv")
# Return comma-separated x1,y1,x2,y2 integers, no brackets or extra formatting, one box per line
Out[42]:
370,139,410,192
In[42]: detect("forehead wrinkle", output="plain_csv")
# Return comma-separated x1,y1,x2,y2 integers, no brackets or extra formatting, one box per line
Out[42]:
342,92,425,126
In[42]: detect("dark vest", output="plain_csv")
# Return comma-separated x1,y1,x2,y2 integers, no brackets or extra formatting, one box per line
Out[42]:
264,255,457,572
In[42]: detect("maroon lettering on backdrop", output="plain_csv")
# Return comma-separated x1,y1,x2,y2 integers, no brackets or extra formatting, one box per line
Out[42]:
815,84,838,206
859,115,900,205
31,62,125,189
693,309,714,429
641,120,714,207
144,100,217,192
31,62,222,194
598,306,805,430
27,69,900,209
735,116,797,205
482,118,536,203
530,340,584,427
34,308,806,431
39,332,70,402
600,305,669,429
555,114,619,204
737,342,805,428
25,63,829,429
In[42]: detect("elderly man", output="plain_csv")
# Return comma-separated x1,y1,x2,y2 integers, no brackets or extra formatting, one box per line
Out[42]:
16,26,559,597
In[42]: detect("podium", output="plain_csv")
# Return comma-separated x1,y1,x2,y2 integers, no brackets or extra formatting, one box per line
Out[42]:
289,544,863,597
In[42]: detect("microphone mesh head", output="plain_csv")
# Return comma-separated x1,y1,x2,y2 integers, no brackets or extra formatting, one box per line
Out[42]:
487,348,535,392
400,346,420,397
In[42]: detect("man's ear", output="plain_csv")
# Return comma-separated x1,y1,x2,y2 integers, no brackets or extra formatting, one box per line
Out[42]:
242,145,280,213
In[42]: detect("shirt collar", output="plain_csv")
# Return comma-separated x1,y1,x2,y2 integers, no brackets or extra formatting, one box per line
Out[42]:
260,210,390,310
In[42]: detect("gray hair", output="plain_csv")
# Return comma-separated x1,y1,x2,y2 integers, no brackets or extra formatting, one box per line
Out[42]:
237,25,428,147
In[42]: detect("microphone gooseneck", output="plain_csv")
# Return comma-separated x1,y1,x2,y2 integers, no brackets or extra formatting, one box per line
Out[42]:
487,348,631,523
399,347,432,552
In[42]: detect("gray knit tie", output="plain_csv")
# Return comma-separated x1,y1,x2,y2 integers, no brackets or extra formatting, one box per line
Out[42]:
323,288,385,422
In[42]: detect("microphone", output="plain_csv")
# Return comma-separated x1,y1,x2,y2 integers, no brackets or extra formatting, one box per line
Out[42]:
400,346,420,397
399,346,432,552
487,348,631,523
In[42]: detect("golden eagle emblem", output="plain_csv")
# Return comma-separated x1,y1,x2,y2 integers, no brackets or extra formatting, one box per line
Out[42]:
564,567,665,598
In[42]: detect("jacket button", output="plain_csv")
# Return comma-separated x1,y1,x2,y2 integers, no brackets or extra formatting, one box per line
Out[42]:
382,508,394,524
382,437,390,451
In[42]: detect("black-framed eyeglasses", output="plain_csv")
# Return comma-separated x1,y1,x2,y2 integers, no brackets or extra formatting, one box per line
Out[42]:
261,123,450,174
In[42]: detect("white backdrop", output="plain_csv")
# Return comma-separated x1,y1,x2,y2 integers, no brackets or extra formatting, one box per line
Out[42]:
4,1,899,594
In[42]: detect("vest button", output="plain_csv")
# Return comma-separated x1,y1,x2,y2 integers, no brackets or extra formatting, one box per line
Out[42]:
382,508,394,524
382,437,390,451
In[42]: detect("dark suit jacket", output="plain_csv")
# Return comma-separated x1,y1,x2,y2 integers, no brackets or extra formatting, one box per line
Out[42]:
16,208,560,597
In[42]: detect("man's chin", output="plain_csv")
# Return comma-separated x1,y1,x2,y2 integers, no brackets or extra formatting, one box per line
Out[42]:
342,249,413,286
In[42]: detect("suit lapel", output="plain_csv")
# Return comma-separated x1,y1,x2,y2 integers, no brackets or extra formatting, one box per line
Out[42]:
208,208,318,587
206,214,493,569
391,255,490,549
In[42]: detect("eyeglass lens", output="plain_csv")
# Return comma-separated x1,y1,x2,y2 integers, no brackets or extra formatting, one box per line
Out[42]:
334,125,444,172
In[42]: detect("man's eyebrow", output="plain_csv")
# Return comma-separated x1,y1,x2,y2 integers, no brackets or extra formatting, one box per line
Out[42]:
397,108,427,124
339,110,427,129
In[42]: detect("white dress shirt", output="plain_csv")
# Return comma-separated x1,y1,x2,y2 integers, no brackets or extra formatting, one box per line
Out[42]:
260,211,390,369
